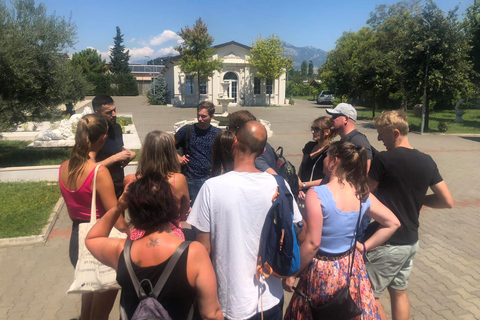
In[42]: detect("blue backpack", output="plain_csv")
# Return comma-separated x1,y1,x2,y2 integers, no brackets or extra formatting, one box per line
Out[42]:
256,175,301,279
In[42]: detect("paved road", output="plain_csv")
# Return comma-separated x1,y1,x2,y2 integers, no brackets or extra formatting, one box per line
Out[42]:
1,96,479,319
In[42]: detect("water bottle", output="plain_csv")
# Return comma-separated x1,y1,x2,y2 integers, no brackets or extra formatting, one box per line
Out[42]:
294,221,304,237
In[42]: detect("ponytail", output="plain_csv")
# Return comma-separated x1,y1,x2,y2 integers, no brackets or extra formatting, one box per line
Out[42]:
328,141,370,201
68,114,108,185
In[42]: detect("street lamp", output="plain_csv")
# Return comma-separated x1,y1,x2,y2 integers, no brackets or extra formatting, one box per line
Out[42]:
145,56,155,96
420,18,431,135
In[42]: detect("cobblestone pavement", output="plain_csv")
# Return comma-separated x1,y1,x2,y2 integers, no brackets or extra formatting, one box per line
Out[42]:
1,96,478,319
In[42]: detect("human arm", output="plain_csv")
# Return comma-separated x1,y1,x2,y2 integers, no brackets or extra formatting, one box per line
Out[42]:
367,176,379,192
174,173,191,221
97,146,136,168
188,242,224,320
195,231,211,256
359,194,401,253
96,166,129,233
85,187,130,270
423,181,453,208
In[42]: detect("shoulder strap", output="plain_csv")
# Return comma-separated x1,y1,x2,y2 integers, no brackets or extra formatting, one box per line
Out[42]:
90,164,102,224
123,238,147,299
347,201,363,282
152,241,191,298
122,239,191,299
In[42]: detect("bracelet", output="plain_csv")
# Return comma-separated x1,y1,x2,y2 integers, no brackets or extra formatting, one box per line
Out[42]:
362,243,367,253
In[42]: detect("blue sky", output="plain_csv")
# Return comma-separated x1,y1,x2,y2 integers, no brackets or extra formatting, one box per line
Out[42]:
40,0,473,63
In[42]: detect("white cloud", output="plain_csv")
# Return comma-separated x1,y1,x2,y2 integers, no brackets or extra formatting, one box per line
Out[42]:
97,46,112,62
127,46,155,59
157,46,179,56
150,30,181,46
128,38,136,43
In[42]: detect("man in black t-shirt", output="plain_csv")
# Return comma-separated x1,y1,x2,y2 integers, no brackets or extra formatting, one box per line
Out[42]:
365,110,453,320
93,95,136,198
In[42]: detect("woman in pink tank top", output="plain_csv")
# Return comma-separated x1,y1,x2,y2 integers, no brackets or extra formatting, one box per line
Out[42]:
124,131,190,241
59,113,129,320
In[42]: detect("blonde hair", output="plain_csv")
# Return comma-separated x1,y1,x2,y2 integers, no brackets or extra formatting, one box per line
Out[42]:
68,113,108,185
136,131,180,179
373,110,409,136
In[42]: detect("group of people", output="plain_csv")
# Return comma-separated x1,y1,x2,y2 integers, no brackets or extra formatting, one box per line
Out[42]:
60,96,453,320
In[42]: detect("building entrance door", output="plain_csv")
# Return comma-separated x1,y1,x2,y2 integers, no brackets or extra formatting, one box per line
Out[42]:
223,72,238,103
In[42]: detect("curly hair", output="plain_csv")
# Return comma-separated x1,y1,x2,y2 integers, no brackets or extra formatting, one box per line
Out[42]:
127,174,179,234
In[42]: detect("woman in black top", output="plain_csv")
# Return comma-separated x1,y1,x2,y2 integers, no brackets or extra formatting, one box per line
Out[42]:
86,174,224,320
297,116,335,201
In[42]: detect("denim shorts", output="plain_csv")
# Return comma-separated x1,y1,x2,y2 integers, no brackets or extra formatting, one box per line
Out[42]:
364,241,419,298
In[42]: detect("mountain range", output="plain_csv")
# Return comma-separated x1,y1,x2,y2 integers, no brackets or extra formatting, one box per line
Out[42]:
134,42,328,70
281,42,328,70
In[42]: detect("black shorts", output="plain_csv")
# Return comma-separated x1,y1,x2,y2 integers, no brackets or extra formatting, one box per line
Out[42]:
69,220,89,268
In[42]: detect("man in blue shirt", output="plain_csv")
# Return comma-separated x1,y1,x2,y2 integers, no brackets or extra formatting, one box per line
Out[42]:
175,101,221,204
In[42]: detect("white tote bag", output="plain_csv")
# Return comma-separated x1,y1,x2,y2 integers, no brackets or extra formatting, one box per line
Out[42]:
68,164,127,294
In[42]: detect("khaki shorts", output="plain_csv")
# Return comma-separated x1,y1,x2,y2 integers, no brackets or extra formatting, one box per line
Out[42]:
364,241,419,298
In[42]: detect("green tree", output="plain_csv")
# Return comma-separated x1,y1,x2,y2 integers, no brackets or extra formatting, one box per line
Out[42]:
71,48,107,74
109,26,130,74
148,74,168,105
175,17,223,103
301,60,308,78
308,60,314,78
465,0,480,86
249,34,293,105
0,0,81,130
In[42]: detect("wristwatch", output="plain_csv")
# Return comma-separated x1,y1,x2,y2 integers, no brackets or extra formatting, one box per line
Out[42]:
302,182,307,189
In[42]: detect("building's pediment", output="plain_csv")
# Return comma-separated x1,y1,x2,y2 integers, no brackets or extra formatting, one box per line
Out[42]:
221,52,242,60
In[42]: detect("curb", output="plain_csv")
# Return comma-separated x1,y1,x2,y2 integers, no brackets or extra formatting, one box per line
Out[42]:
0,197,64,247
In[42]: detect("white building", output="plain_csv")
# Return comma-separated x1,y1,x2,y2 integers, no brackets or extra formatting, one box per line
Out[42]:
162,41,286,107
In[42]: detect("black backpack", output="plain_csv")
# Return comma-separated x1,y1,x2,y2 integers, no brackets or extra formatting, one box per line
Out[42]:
274,146,299,200
256,174,301,279
120,239,194,320
344,130,379,158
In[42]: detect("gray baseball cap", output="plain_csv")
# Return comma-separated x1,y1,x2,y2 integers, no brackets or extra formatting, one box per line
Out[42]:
326,103,357,122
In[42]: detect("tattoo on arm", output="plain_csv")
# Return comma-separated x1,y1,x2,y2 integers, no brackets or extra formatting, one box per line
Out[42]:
146,237,159,248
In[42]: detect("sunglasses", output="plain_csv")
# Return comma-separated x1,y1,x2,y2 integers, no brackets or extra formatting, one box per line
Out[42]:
311,127,322,133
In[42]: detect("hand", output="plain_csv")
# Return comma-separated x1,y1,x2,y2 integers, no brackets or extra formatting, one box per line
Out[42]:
298,190,306,200
115,147,132,163
179,155,190,166
282,276,296,292
117,182,132,212
356,241,365,253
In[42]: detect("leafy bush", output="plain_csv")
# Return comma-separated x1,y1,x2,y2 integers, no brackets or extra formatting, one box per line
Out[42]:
438,121,449,132
289,97,295,105
86,73,112,95
112,73,139,96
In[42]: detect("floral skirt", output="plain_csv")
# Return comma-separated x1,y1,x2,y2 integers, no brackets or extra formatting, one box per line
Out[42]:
284,250,380,320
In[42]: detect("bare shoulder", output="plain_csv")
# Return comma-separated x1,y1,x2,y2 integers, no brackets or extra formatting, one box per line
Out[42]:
187,241,209,261
124,174,137,185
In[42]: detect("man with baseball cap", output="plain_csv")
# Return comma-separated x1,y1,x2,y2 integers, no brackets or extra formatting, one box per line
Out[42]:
327,103,374,170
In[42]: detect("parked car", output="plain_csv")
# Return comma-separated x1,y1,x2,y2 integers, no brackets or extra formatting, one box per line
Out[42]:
317,90,335,104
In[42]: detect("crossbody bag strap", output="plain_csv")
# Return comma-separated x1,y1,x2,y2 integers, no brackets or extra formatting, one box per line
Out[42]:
152,241,191,298
90,164,102,224
347,200,363,283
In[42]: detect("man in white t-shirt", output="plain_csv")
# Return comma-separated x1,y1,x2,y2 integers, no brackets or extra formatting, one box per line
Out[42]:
187,121,302,320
